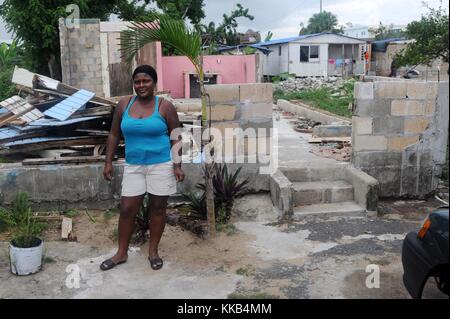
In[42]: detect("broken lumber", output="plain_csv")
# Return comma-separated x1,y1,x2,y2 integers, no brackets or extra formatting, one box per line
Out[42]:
22,155,106,165
308,137,351,144
61,217,73,239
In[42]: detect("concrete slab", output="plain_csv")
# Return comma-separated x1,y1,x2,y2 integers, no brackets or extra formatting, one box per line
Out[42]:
0,196,447,299
293,202,365,219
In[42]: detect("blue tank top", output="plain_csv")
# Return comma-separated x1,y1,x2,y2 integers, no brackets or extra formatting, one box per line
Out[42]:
120,95,171,165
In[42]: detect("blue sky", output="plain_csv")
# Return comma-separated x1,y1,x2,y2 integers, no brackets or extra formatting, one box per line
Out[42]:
1,0,448,41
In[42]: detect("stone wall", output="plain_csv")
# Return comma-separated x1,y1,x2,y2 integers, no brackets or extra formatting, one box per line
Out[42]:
352,79,449,198
59,18,104,95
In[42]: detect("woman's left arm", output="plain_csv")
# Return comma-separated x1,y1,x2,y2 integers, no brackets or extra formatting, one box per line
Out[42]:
162,99,185,182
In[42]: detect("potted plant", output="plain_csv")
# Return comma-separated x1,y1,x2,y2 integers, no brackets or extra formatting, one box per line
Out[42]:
8,192,45,276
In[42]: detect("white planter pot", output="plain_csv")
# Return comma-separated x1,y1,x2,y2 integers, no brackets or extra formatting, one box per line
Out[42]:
9,238,43,276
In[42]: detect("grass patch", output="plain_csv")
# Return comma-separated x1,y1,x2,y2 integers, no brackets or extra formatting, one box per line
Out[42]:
217,223,238,236
273,79,356,118
62,209,79,218
110,228,119,241
103,208,119,221
0,157,12,163
236,264,256,276
43,256,56,263
228,292,279,299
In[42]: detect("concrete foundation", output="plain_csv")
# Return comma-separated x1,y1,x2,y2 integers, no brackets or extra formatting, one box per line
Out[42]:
277,99,351,125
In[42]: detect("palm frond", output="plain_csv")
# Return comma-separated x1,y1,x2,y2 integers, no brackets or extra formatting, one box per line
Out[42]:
121,14,202,67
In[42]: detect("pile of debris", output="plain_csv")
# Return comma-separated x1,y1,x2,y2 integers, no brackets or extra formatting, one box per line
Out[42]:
291,116,321,133
274,76,345,92
310,143,351,162
0,67,117,165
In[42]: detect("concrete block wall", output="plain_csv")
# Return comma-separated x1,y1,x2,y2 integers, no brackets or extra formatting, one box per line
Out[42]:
205,83,273,159
59,18,104,95
352,79,449,198
0,162,270,211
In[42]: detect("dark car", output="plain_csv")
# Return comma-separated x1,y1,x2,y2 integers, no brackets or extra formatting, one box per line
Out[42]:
402,206,449,298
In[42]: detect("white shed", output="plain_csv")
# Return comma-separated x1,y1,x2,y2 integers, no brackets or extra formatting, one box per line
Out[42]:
257,33,368,77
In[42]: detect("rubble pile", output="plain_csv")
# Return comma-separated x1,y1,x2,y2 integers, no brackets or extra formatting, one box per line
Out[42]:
310,143,351,162
292,116,321,133
274,76,345,92
0,67,118,164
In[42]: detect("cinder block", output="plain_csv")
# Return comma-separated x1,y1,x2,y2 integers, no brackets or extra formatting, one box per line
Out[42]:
372,116,404,134
207,104,236,121
353,151,402,168
353,116,373,135
239,83,273,103
388,135,419,151
404,117,429,133
400,166,418,196
86,24,99,32
353,135,387,151
355,99,392,118
205,84,239,103
427,83,439,100
407,82,429,99
391,100,425,116
424,99,436,115
374,82,407,98
354,82,374,100
210,121,240,137
239,102,272,119
241,136,272,156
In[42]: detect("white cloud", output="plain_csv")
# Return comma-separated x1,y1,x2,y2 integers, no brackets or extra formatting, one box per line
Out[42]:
203,0,448,39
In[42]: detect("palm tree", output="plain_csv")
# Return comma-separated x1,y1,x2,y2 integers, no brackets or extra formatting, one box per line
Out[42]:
120,14,216,236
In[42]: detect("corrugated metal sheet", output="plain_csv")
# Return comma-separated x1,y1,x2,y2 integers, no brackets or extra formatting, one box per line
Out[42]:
0,127,20,140
4,136,85,147
28,116,100,127
43,90,96,121
0,95,44,122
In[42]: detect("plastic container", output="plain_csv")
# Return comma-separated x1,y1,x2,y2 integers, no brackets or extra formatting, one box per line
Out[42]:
9,238,43,275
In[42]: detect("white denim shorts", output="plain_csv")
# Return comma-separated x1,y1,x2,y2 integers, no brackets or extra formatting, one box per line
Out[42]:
121,161,177,197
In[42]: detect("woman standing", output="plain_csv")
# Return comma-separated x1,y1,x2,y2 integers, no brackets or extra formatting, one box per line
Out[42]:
100,65,185,271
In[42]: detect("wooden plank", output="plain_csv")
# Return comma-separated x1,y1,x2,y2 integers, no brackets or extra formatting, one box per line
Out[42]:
308,137,351,143
0,137,108,155
72,105,112,117
109,63,133,97
61,217,72,239
75,129,110,136
22,155,107,165
137,42,157,67
0,104,36,127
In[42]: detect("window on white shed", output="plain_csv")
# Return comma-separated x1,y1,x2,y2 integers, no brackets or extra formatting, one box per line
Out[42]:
300,45,319,62
300,46,309,62
310,46,319,59
279,46,282,56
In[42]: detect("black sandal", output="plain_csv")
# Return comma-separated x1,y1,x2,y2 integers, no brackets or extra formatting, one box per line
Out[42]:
100,258,127,271
148,257,163,270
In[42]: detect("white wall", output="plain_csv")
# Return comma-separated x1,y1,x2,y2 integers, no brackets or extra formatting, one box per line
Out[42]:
288,43,328,77
262,43,289,76
260,34,366,77
344,26,370,39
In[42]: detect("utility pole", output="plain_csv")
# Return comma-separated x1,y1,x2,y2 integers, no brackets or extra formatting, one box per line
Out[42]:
320,0,323,13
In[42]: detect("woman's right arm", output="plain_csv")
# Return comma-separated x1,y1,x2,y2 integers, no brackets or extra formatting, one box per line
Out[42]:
103,97,128,181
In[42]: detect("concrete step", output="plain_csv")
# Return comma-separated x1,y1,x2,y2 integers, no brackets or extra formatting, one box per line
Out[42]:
292,180,354,205
293,201,365,219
